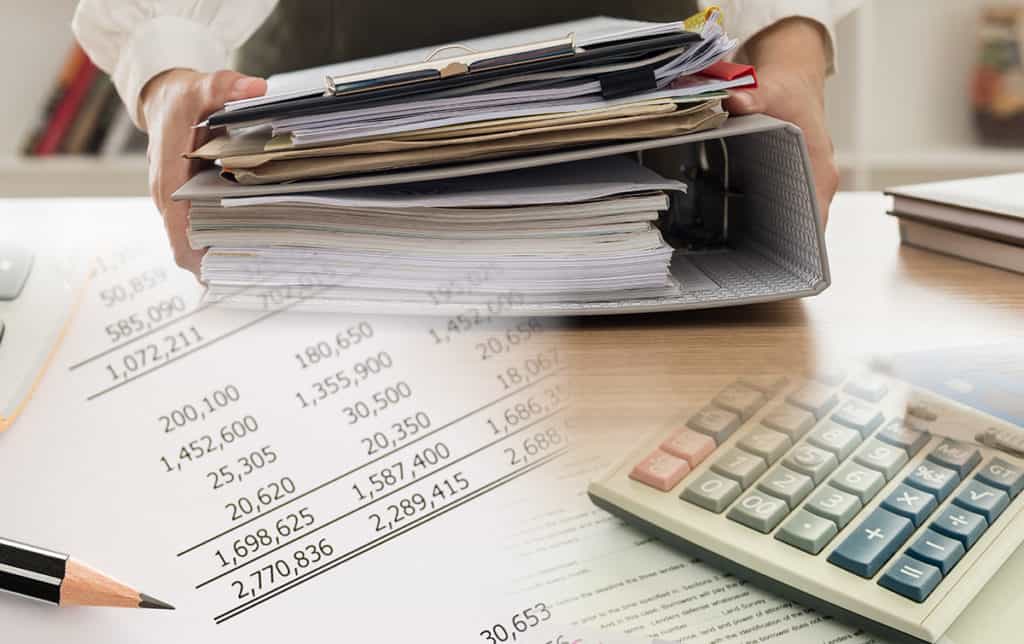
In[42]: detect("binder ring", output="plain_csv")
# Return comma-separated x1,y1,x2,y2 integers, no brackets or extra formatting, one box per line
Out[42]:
424,44,479,61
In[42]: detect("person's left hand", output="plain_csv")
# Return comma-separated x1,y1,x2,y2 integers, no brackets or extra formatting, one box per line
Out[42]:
722,18,839,225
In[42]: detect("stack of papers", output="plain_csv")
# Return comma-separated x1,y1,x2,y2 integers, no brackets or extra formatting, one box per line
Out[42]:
182,11,749,308
189,12,744,184
192,156,684,307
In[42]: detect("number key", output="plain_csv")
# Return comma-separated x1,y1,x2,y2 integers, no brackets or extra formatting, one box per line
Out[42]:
757,465,814,507
853,439,909,480
761,405,816,440
681,471,742,513
783,445,838,484
738,428,792,464
805,485,862,529
727,490,789,533
807,421,862,460
831,463,885,503
711,448,767,488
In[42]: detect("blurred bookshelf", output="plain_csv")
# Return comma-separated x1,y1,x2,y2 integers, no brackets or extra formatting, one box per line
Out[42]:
828,0,1024,191
3,1,1022,197
0,2,148,197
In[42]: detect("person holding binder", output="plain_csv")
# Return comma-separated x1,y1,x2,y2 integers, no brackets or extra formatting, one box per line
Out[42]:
72,0,857,276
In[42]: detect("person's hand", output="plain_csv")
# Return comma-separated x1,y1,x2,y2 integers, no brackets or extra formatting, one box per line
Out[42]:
140,69,267,276
723,18,839,224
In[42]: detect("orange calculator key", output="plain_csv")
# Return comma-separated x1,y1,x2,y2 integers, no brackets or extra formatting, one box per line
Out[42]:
661,429,716,466
630,449,691,491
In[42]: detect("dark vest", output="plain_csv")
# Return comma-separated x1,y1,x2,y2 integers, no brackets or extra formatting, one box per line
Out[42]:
237,0,699,77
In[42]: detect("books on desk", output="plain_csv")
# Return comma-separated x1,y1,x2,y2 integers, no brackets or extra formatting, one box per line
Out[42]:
180,11,753,309
886,173,1024,274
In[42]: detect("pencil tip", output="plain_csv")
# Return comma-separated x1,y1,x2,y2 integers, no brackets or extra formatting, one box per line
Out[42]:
138,593,175,610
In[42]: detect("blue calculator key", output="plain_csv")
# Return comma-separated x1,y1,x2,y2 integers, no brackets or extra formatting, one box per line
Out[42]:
976,458,1024,499
927,440,982,479
881,484,938,527
952,480,1009,524
905,461,960,501
932,507,987,549
827,508,914,578
907,530,965,575
878,555,942,602
830,399,884,436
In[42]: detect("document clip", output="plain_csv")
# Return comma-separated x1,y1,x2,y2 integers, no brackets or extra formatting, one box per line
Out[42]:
325,35,577,97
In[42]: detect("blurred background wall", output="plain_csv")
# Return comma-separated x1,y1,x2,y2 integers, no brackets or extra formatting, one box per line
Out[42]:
0,0,1022,197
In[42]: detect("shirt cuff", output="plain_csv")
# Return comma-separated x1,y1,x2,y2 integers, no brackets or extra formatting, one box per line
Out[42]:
112,16,230,128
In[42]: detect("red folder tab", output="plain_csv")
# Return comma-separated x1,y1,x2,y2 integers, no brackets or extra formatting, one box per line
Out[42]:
699,61,758,88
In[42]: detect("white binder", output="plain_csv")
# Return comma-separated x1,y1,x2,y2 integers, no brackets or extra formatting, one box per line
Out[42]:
174,113,829,316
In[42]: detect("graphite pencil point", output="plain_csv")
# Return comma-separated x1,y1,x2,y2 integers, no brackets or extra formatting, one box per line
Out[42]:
138,593,175,610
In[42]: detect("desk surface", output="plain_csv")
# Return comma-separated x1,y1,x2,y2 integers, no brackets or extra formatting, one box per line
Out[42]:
563,191,1024,644
565,192,1024,426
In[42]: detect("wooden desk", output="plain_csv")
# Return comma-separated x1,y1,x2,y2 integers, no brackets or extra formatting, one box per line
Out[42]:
564,192,1024,430
562,192,1024,643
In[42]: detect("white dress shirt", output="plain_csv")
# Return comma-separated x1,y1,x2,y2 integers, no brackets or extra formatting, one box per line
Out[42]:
72,0,858,127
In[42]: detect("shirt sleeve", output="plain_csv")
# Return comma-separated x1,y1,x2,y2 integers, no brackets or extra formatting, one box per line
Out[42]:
72,0,278,127
700,0,862,74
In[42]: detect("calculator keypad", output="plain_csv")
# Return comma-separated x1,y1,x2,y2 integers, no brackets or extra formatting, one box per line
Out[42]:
622,373,1024,606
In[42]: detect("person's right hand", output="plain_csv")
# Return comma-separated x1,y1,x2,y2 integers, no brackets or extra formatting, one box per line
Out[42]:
140,69,267,277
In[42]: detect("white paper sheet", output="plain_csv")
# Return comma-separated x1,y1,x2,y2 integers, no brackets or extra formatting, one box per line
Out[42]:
1,201,878,643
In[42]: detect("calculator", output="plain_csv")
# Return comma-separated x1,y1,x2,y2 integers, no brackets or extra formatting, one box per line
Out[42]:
588,368,1024,643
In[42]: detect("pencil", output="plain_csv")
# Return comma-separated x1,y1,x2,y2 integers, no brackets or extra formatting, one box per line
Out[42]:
0,536,174,610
